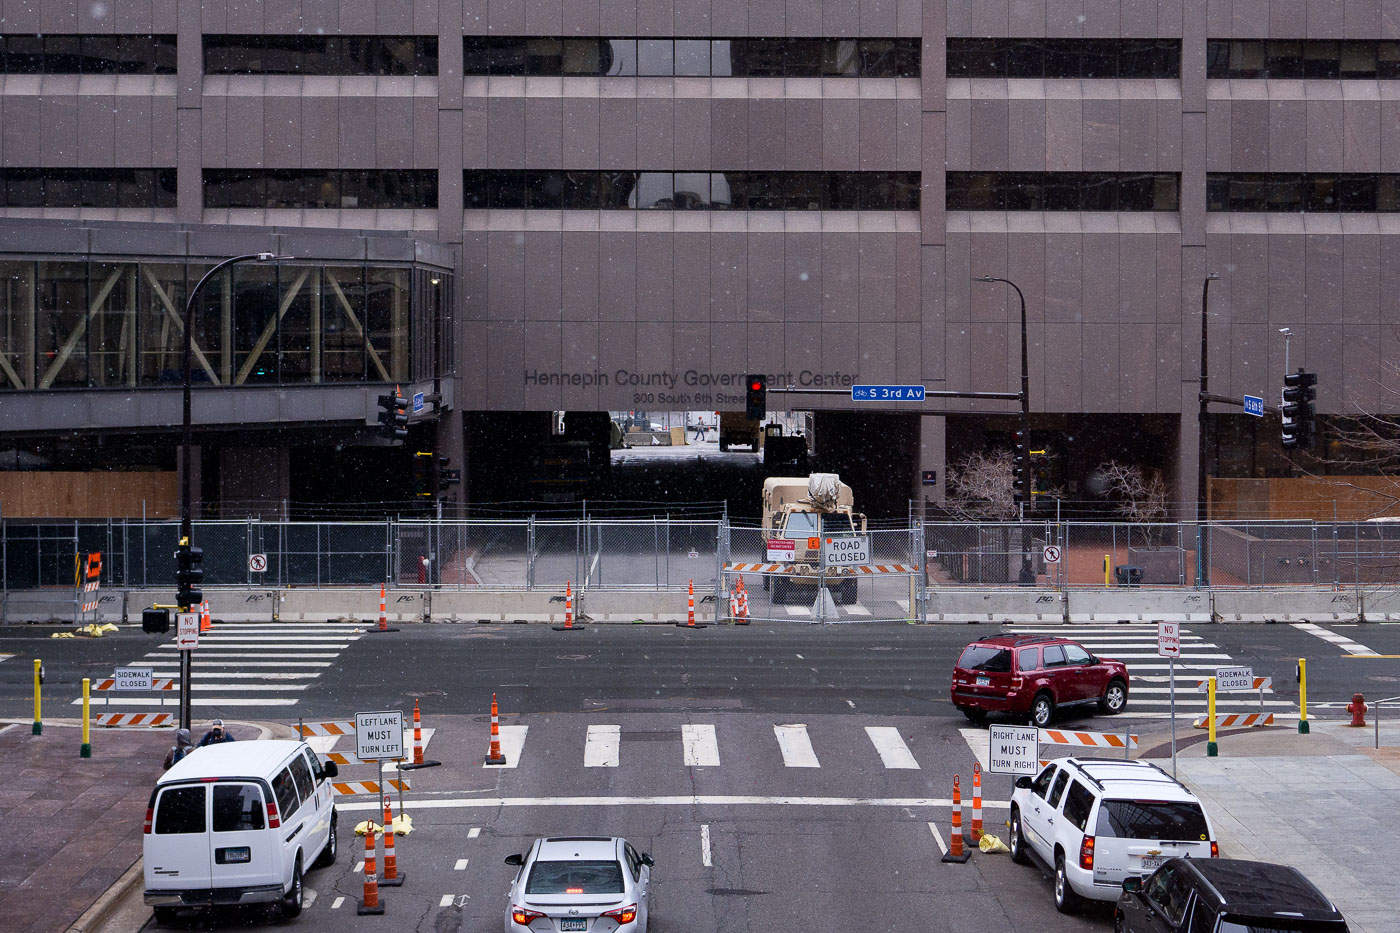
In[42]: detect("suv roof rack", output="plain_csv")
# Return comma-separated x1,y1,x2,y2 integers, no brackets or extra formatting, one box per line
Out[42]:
1071,758,1180,785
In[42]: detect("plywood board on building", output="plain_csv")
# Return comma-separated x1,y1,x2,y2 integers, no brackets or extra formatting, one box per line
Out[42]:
0,472,177,518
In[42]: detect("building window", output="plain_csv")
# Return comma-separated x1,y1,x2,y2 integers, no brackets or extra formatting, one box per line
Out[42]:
1207,39,1400,78
462,171,920,210
947,39,1179,79
204,35,438,75
1207,173,1400,211
0,169,176,208
462,37,919,77
203,170,438,209
946,172,1180,210
0,34,177,73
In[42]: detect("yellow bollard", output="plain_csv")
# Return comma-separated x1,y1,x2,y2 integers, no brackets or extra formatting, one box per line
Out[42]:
80,678,92,758
1297,658,1309,734
32,658,42,735
1206,677,1218,757
1104,555,1111,587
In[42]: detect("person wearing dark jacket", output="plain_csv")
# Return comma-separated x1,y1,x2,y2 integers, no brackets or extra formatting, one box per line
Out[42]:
198,719,236,746
163,728,193,769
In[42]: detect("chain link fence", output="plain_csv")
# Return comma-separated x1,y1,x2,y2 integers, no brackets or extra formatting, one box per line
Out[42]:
8,518,1400,611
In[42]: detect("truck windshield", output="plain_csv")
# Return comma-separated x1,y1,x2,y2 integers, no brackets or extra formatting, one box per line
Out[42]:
783,513,855,537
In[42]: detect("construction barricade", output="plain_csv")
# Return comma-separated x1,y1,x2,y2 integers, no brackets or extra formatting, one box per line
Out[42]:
1036,727,1138,766
296,719,419,797
1192,712,1275,729
90,671,176,727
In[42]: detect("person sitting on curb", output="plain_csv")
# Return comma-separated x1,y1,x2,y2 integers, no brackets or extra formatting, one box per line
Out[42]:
198,718,236,746
163,728,193,769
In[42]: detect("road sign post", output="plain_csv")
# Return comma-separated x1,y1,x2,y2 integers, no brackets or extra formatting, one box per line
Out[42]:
1158,621,1180,776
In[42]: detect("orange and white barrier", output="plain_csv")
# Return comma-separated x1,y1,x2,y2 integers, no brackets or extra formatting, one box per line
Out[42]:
725,562,918,575
1196,677,1272,692
566,582,573,627
378,584,387,632
413,700,423,765
687,580,695,626
1192,712,1275,729
942,775,971,863
358,827,384,915
484,692,507,765
1039,728,1138,750
296,720,354,737
970,763,983,843
93,678,175,692
93,711,171,728
736,576,750,623
330,778,410,796
380,794,403,885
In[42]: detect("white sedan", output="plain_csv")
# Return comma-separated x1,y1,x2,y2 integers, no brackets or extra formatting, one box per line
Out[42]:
504,836,653,932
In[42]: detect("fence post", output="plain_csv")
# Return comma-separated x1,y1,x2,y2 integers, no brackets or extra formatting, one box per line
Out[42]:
527,515,536,590
714,518,725,624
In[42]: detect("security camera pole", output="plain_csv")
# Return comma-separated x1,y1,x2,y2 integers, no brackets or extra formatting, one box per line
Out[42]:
177,251,289,731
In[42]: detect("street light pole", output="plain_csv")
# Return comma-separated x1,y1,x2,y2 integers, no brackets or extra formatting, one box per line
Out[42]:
974,275,1034,583
1196,272,1221,588
178,251,286,731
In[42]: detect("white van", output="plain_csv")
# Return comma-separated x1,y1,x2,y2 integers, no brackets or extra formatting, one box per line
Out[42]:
143,739,339,924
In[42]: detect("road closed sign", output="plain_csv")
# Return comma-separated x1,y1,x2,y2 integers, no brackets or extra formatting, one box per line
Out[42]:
355,710,405,761
824,536,870,565
988,725,1039,774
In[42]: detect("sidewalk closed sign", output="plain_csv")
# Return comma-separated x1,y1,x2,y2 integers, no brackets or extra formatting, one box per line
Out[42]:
113,667,153,690
1215,666,1254,692
988,725,1039,774
355,710,405,762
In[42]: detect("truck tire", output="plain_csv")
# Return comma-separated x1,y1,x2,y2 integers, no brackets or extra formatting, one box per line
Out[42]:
720,440,729,451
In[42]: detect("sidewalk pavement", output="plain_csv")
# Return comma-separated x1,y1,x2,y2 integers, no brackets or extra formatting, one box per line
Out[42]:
1144,720,1397,933
0,718,278,933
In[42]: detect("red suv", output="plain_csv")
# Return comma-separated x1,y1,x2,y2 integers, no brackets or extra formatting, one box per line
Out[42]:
951,635,1130,728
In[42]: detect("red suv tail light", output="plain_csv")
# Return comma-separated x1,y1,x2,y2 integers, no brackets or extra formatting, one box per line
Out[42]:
511,905,547,924
1079,835,1095,870
143,807,154,834
1010,676,1023,690
602,904,638,924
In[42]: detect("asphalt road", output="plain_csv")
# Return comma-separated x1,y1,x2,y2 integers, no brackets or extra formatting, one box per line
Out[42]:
1,620,1394,933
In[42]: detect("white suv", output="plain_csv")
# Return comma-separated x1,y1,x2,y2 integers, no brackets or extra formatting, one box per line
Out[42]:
1007,757,1218,914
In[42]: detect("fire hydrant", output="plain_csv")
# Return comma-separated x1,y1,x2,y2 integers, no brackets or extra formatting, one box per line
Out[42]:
1347,693,1368,727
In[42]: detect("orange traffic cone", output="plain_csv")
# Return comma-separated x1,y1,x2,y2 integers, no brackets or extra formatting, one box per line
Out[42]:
676,579,707,628
380,794,404,885
971,763,983,842
413,700,424,765
736,576,750,624
484,693,507,765
371,582,399,633
554,581,583,630
357,827,384,914
200,599,210,633
942,775,971,863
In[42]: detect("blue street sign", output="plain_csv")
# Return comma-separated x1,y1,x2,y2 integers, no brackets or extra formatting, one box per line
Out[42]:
412,391,425,414
1243,394,1264,417
851,384,926,402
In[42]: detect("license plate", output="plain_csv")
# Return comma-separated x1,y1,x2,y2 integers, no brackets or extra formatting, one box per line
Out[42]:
559,920,588,931
976,676,990,686
1140,856,1164,871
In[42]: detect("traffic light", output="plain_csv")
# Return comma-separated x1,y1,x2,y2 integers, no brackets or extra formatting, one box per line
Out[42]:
435,455,456,491
142,607,170,634
175,542,203,609
1031,449,1051,495
413,451,433,497
1281,369,1317,450
745,375,767,421
1011,431,1028,504
377,389,408,442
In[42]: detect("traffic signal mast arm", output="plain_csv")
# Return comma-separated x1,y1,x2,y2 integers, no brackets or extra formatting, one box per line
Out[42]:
1199,391,1280,414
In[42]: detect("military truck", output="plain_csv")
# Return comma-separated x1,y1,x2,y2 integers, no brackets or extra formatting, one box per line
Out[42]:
718,411,762,451
759,473,867,604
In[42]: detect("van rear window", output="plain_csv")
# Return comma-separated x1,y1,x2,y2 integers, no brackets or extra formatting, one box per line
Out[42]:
213,784,265,833
958,645,1012,673
1095,799,1209,841
155,786,205,834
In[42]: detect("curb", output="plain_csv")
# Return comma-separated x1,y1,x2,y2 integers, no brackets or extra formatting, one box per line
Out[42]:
66,857,142,933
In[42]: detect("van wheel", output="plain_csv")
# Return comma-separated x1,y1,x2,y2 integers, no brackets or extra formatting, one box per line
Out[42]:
1100,679,1128,715
1008,808,1028,865
1054,852,1081,914
280,856,303,919
314,809,338,867
152,906,179,926
1030,693,1055,729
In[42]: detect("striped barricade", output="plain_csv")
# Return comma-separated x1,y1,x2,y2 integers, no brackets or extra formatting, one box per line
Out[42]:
1192,712,1275,729
1035,728,1139,767
724,563,918,575
1195,677,1272,692
92,677,175,727
296,720,354,738
330,778,410,796
298,719,421,797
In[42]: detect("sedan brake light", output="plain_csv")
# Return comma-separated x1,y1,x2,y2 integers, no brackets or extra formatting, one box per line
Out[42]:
602,903,638,924
511,904,547,924
1079,835,1095,870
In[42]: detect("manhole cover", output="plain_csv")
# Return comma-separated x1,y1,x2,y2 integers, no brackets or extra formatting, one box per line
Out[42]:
557,654,589,661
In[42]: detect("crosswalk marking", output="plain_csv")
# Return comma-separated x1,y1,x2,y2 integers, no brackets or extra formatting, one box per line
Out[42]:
72,622,361,711
0,654,13,663
864,726,919,769
683,724,720,767
1292,621,1378,656
773,724,821,767
585,724,621,767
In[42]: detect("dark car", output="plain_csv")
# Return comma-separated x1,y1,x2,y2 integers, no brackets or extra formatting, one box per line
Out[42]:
1116,857,1348,933
951,634,1129,727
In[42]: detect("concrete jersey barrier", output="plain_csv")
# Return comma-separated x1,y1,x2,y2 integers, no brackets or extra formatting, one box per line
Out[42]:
582,589,699,623
430,590,569,623
1066,589,1213,624
923,589,1066,624
1212,589,1359,623
1362,588,1400,622
276,587,423,623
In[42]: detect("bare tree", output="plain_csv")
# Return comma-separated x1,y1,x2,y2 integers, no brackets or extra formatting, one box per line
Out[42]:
945,450,1018,521
1095,461,1169,545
